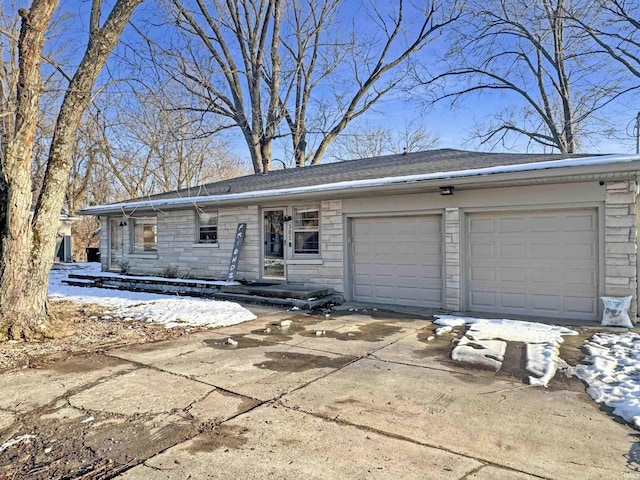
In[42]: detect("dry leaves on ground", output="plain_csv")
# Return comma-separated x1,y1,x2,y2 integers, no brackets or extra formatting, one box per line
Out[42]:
0,301,204,373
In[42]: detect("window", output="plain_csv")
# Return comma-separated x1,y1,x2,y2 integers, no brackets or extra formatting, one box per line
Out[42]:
197,210,218,243
293,207,319,254
132,216,157,253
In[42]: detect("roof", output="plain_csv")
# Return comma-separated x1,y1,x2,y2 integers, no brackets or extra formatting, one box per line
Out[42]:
80,148,640,215
136,149,590,200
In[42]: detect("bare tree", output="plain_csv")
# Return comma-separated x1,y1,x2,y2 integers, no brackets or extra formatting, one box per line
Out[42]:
0,0,142,341
90,88,251,199
163,0,460,171
567,1,640,79
328,121,440,161
418,0,635,153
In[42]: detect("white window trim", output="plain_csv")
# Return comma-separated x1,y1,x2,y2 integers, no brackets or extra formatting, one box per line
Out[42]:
292,206,320,257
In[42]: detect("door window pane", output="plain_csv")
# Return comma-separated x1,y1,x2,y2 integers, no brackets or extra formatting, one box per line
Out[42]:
264,210,285,278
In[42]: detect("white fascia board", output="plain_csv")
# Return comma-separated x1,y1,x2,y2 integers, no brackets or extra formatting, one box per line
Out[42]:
80,153,640,215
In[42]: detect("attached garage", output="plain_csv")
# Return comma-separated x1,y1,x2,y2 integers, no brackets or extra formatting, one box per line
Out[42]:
350,215,443,307
465,209,599,320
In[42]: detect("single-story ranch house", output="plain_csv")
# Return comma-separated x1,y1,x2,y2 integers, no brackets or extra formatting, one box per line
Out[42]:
80,149,640,323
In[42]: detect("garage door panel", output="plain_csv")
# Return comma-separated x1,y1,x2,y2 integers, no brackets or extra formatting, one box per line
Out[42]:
470,243,495,258
564,270,597,288
531,243,557,259
499,268,525,283
352,215,443,308
530,294,560,311
470,291,496,309
565,243,596,260
499,217,526,232
467,209,598,321
529,216,559,231
500,243,526,258
469,218,495,233
565,213,596,231
470,266,496,282
565,296,597,314
501,292,527,309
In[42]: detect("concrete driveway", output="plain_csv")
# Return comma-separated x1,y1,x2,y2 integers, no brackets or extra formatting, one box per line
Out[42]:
0,306,638,480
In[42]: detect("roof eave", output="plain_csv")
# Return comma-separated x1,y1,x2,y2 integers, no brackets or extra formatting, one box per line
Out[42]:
79,157,640,216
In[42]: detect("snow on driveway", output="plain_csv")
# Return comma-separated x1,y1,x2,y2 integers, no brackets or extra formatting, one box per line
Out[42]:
574,332,640,430
48,263,256,328
434,315,577,387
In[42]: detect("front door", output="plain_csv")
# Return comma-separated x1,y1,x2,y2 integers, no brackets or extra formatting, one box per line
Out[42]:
109,218,124,271
263,209,286,279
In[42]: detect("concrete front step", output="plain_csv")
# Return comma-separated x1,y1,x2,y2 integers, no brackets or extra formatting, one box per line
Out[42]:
220,283,333,300
63,273,340,310
212,292,342,310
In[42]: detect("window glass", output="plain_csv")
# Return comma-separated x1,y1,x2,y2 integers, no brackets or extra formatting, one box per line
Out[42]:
198,210,218,243
132,216,157,252
293,207,319,254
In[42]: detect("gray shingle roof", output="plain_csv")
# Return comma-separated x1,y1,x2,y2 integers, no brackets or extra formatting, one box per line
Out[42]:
126,148,593,203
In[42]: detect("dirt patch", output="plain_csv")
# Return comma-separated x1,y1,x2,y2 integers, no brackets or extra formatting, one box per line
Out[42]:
0,301,205,374
303,322,404,342
250,322,307,342
412,329,460,361
559,328,596,366
254,351,355,372
186,424,250,454
498,341,528,382
0,408,210,480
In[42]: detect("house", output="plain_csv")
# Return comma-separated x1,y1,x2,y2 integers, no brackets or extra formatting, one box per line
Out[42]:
79,149,640,323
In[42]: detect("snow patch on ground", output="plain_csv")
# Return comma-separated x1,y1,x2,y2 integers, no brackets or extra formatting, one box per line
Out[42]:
574,332,640,430
435,315,577,386
48,263,256,329
452,337,507,371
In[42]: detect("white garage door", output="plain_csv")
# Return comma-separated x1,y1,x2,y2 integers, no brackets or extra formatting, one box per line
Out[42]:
351,215,443,307
466,209,598,320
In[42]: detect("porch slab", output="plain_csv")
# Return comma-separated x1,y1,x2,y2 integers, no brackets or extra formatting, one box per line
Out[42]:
109,338,356,401
117,405,482,480
281,358,636,480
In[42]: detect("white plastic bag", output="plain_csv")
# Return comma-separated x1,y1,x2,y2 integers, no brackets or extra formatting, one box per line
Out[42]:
601,296,634,328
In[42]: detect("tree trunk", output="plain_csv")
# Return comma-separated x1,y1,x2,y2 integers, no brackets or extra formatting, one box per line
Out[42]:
0,0,142,341
0,1,59,340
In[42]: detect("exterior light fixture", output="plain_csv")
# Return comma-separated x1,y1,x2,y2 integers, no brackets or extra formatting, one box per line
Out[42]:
439,186,454,196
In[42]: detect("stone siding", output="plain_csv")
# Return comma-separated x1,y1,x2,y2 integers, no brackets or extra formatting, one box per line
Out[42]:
287,200,344,293
444,208,461,311
604,181,638,318
116,206,260,281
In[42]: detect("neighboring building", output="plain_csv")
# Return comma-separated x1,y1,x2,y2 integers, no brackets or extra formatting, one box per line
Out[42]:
55,213,76,262
79,149,640,323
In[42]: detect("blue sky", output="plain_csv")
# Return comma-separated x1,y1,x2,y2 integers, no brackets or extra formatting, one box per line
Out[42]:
5,0,640,165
